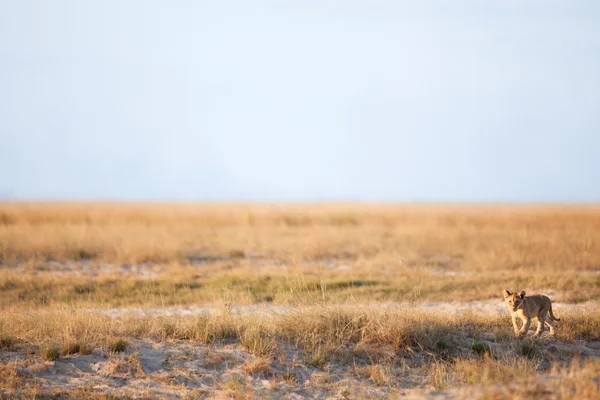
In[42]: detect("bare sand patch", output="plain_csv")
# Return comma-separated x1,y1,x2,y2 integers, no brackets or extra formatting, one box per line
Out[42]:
3,332,599,399
98,299,597,318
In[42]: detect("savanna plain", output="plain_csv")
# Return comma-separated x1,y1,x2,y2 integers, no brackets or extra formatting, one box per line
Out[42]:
1,203,600,399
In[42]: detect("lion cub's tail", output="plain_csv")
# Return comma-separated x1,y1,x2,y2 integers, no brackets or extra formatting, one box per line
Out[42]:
549,303,561,321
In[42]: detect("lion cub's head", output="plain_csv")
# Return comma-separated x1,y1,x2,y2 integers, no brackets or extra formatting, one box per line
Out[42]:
503,289,526,312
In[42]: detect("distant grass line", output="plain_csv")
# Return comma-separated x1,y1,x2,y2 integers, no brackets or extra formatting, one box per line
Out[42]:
1,203,600,270
1,265,599,307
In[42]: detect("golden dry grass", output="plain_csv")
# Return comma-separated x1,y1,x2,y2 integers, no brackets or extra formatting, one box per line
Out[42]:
1,203,599,269
1,203,600,307
0,306,598,356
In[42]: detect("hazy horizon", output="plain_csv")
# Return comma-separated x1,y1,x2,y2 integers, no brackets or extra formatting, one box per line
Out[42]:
2,1,600,202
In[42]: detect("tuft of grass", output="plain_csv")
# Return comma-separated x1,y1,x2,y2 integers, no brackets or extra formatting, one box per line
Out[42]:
471,341,494,358
106,353,145,377
72,283,96,295
0,334,16,350
310,372,331,385
61,341,81,355
60,339,93,356
79,341,94,355
356,364,390,386
240,328,278,358
282,372,297,382
228,249,245,259
430,361,451,389
218,373,252,399
107,338,128,353
518,340,539,359
42,344,60,361
161,322,175,338
307,346,328,369
434,337,456,359
242,358,272,376
223,373,246,390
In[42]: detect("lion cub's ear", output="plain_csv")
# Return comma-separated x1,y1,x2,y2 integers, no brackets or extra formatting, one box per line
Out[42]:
503,289,511,298
519,291,526,298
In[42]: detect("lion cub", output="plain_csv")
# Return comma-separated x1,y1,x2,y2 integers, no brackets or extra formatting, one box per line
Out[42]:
503,289,560,338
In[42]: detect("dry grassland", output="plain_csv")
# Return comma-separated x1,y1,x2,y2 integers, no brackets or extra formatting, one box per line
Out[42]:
1,203,600,307
1,203,600,398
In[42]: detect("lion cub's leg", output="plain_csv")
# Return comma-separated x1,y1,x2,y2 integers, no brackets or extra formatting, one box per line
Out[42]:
512,314,520,336
518,316,531,338
534,312,547,337
545,317,556,336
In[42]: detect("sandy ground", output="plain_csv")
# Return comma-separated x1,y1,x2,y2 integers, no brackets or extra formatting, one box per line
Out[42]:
5,331,600,399
2,337,416,399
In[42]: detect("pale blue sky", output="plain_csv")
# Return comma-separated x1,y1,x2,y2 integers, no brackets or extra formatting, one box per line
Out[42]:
1,1,599,201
